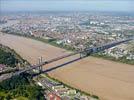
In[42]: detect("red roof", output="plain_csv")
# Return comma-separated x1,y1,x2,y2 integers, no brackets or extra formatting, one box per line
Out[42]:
48,93,61,100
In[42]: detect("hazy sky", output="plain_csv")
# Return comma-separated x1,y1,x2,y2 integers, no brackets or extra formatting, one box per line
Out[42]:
1,0,134,12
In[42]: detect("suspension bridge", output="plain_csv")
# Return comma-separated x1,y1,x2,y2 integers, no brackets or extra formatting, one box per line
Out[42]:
12,38,133,76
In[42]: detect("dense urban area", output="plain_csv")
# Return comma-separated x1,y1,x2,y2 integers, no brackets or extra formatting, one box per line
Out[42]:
0,11,134,100
1,12,134,64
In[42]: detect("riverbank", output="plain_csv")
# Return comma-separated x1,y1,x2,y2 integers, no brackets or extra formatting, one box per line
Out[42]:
0,44,45,100
0,32,134,100
0,44,29,67
0,33,99,99
2,31,133,65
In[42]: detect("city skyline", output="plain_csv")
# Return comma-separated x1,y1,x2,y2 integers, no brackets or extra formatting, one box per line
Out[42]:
1,0,134,12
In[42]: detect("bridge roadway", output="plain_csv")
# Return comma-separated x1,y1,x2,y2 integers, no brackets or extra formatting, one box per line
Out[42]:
15,38,133,75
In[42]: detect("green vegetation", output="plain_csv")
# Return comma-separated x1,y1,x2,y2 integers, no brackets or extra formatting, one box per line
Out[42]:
2,30,75,51
30,36,75,51
0,73,45,100
93,53,134,65
0,48,18,67
1,30,100,99
0,44,45,100
0,44,29,68
3,30,133,65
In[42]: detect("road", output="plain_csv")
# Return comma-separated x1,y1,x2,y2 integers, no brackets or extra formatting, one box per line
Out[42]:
0,33,134,100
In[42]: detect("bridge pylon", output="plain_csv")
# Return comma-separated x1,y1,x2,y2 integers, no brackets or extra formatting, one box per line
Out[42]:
79,48,86,58
38,57,43,73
